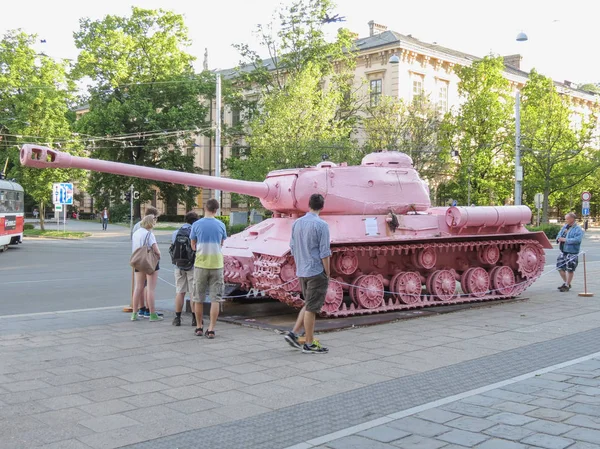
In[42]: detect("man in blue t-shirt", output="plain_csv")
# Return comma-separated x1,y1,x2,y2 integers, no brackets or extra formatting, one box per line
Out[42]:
190,199,227,339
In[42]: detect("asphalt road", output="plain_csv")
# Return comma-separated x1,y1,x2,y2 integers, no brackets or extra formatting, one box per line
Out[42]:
0,220,177,316
1,219,599,317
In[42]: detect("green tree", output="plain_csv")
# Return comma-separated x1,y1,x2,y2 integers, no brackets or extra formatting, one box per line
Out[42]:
520,69,599,223
0,31,86,230
227,63,357,207
231,0,363,148
72,7,213,216
363,94,450,186
440,56,514,206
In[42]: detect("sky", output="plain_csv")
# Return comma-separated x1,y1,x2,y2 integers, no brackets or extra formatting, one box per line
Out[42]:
1,0,598,86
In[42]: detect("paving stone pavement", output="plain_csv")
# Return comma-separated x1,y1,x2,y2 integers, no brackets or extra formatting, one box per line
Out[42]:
3,237,600,448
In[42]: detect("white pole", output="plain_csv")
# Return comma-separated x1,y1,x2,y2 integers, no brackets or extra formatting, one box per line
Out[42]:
515,90,522,206
215,73,221,211
129,184,134,239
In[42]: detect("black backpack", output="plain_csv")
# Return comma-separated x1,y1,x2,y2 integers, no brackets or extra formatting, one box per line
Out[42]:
169,227,195,270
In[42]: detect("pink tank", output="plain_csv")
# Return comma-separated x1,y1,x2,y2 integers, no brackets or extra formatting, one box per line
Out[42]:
20,145,551,317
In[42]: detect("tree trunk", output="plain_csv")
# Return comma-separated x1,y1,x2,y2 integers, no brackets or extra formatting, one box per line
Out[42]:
542,184,550,224
39,201,45,231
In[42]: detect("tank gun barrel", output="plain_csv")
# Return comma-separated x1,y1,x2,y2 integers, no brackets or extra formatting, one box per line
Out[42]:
19,145,270,199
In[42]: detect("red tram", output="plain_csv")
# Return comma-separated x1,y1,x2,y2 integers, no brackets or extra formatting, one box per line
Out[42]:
0,179,24,252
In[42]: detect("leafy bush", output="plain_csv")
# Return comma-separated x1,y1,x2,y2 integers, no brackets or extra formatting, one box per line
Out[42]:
23,223,35,230
526,224,562,240
228,223,249,236
216,215,230,227
109,204,131,223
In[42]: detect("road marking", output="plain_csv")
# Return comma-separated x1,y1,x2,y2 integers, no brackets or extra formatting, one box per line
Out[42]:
287,350,600,449
0,299,175,318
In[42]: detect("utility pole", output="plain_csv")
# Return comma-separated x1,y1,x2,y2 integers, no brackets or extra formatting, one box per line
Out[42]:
515,91,523,205
215,73,222,211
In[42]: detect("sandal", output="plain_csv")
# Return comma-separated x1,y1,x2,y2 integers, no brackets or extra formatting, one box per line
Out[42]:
205,330,215,339
194,327,204,337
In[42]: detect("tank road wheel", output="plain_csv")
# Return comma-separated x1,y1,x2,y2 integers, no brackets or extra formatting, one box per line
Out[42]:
322,281,344,315
517,243,545,279
334,251,359,276
477,245,500,265
349,275,365,305
354,275,384,309
412,247,437,270
490,266,516,296
430,270,457,302
463,267,490,298
392,271,422,304
280,258,300,292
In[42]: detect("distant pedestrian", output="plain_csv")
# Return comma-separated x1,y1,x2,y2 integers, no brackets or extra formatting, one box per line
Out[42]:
284,193,331,354
131,215,162,321
33,208,39,219
170,212,199,327
190,199,227,339
557,212,584,292
102,207,109,230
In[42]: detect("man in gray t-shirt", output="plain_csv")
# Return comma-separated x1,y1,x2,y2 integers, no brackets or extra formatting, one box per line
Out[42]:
284,194,331,354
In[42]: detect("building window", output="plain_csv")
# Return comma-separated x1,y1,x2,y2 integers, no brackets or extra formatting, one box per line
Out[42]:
438,81,448,113
232,108,241,127
412,74,424,104
370,79,382,106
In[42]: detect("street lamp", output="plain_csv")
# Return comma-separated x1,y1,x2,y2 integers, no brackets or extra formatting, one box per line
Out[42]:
514,31,527,205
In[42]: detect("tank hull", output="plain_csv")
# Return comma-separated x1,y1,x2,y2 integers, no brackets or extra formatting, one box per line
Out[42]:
224,213,551,317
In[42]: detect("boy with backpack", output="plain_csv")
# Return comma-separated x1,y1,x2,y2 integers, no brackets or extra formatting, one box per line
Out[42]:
170,212,199,326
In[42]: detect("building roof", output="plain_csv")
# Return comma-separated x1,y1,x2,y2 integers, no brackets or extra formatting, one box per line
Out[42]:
221,28,597,103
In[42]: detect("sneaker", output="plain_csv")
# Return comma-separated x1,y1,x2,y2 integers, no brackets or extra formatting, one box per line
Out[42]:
156,311,164,317
284,331,302,350
143,310,151,318
172,316,181,326
559,284,571,292
302,341,329,354
130,312,139,321
149,312,163,322
558,284,566,290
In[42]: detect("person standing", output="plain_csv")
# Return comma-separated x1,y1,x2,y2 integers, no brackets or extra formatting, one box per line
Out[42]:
170,212,199,326
190,199,227,339
131,206,160,318
131,215,162,321
284,194,331,354
557,212,584,292
102,207,109,230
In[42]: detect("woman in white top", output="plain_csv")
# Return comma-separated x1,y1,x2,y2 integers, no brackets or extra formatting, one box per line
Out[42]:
131,215,162,321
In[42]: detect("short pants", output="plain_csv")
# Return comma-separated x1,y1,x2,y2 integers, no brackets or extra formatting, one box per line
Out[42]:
193,267,224,303
300,271,329,313
557,252,578,272
175,268,197,299
135,262,160,274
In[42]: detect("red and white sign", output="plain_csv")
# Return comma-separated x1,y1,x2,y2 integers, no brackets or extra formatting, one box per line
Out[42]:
581,191,592,201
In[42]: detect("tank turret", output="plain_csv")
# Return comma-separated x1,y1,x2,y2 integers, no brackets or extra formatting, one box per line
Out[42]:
20,144,551,318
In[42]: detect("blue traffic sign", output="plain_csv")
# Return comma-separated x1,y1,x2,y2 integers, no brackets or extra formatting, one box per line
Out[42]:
582,207,590,216
53,183,73,205
452,200,457,206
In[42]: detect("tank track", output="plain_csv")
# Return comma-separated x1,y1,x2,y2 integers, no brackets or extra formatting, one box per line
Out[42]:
251,238,545,318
